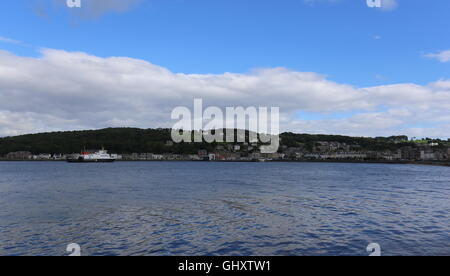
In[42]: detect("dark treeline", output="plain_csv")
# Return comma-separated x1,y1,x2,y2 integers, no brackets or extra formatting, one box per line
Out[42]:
0,127,428,155
281,133,416,151
0,128,226,155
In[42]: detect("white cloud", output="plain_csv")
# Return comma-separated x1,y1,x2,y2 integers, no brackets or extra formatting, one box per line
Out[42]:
305,0,399,11
380,0,399,11
0,37,23,45
425,50,450,63
0,48,449,138
71,0,142,18
32,0,143,19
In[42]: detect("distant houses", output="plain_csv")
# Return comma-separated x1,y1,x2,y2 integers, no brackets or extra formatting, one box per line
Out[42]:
1,138,450,163
34,154,52,160
4,152,67,161
6,151,32,160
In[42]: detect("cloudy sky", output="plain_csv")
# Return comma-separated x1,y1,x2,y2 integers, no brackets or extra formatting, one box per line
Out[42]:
0,0,450,138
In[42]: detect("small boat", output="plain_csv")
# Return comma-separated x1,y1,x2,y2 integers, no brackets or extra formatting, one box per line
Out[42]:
67,149,116,163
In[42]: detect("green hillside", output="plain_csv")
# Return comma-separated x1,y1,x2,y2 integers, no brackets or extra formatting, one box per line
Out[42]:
0,127,425,155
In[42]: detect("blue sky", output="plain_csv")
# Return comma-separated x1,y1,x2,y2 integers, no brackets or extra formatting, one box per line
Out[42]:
0,0,450,138
1,0,449,86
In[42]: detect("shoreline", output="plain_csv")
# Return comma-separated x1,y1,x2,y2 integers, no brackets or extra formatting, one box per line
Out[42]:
0,159,449,167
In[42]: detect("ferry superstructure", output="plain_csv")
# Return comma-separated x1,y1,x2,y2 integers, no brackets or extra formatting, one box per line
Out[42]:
67,149,116,163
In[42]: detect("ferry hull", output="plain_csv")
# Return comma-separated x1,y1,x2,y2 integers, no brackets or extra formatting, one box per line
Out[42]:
67,158,115,163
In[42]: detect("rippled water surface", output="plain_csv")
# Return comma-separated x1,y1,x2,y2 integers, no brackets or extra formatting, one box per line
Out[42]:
1,161,450,256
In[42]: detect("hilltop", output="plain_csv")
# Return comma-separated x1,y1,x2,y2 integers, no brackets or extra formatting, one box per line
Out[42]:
0,127,434,156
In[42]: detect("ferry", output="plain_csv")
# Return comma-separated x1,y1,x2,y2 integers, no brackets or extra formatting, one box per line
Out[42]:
67,149,116,163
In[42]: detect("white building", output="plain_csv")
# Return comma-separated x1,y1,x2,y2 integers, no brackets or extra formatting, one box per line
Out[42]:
420,151,436,161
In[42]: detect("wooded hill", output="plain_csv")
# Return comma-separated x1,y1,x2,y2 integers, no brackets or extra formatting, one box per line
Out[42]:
0,127,432,155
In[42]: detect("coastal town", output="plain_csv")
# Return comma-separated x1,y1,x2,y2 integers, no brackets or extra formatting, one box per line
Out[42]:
3,137,450,163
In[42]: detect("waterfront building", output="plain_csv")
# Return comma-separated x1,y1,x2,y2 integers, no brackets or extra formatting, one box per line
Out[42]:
208,153,216,161
6,151,32,160
420,150,436,161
